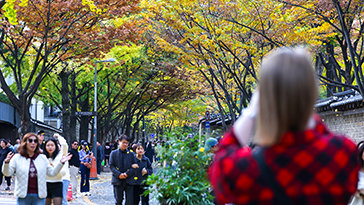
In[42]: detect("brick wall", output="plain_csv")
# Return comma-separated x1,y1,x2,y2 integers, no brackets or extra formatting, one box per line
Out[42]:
319,108,364,143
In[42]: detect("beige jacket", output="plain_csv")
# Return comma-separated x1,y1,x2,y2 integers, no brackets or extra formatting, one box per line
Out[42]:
46,152,64,182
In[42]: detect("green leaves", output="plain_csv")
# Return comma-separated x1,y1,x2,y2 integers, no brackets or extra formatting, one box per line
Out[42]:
146,129,214,204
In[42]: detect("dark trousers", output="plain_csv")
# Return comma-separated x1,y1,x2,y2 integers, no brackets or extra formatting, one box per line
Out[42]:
113,183,133,205
97,159,102,174
0,171,11,187
133,185,149,205
105,155,110,166
80,164,90,192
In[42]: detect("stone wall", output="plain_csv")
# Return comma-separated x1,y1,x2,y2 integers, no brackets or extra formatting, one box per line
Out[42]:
319,107,364,143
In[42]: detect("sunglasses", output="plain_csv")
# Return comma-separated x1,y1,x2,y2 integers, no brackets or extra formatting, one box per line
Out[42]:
27,139,38,144
73,143,78,145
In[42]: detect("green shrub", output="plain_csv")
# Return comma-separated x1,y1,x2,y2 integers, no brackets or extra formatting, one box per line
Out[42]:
147,129,214,205
0,93,11,104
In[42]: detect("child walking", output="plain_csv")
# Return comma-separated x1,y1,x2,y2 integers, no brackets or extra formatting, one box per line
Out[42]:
133,143,153,205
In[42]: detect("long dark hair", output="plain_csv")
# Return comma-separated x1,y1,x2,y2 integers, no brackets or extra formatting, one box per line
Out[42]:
44,138,60,160
18,133,41,157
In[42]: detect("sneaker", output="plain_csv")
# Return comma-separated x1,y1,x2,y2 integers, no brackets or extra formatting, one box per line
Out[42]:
87,192,91,196
5,187,10,191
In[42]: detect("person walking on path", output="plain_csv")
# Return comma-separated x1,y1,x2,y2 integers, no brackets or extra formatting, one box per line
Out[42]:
79,141,92,196
209,47,359,205
109,135,139,205
54,133,71,205
0,139,12,191
2,133,72,205
132,143,152,205
104,142,112,166
144,142,154,164
69,140,80,199
44,138,65,205
13,138,20,153
37,130,45,152
96,141,104,174
7,140,14,153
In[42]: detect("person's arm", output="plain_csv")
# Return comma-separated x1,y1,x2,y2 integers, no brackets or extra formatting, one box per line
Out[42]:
233,92,259,146
46,155,65,177
109,151,122,178
125,154,137,177
79,150,90,162
2,153,17,177
57,135,69,156
146,158,153,175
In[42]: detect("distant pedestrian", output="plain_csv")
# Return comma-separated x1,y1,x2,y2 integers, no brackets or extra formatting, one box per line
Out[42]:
131,143,137,153
209,47,359,204
79,142,92,196
13,138,20,153
96,141,104,175
2,133,71,205
104,142,112,166
110,135,139,205
69,140,80,199
44,138,64,205
54,133,71,205
6,140,14,153
132,143,152,205
37,130,45,152
144,142,155,163
113,141,118,150
204,138,218,153
0,139,11,191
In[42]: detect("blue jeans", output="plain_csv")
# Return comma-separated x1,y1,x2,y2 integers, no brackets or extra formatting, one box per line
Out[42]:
80,164,90,193
62,179,70,205
17,193,45,205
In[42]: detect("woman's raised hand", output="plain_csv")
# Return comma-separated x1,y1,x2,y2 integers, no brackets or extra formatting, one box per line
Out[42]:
4,152,14,163
60,153,73,164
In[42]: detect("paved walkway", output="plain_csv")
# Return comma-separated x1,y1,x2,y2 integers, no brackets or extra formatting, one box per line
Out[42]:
0,172,158,205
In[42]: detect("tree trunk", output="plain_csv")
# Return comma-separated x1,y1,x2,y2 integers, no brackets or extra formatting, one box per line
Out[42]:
70,72,77,141
79,87,90,142
19,101,32,136
60,71,72,142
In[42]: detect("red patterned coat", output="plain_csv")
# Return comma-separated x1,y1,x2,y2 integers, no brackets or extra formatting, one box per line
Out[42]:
209,116,359,205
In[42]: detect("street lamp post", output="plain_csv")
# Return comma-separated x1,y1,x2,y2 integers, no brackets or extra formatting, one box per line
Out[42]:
94,58,116,161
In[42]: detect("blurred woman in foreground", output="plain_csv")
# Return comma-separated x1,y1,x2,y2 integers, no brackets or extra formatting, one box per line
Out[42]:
209,47,359,205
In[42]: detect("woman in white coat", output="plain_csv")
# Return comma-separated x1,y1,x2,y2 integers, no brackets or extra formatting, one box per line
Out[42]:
2,133,72,205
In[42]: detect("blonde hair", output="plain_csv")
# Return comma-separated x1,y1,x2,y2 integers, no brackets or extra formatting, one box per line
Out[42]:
255,47,318,146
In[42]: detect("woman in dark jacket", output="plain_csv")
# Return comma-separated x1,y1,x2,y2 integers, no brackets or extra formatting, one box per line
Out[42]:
131,143,153,205
0,139,12,190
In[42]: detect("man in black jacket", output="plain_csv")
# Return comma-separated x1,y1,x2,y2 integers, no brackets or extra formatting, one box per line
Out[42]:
110,135,138,205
